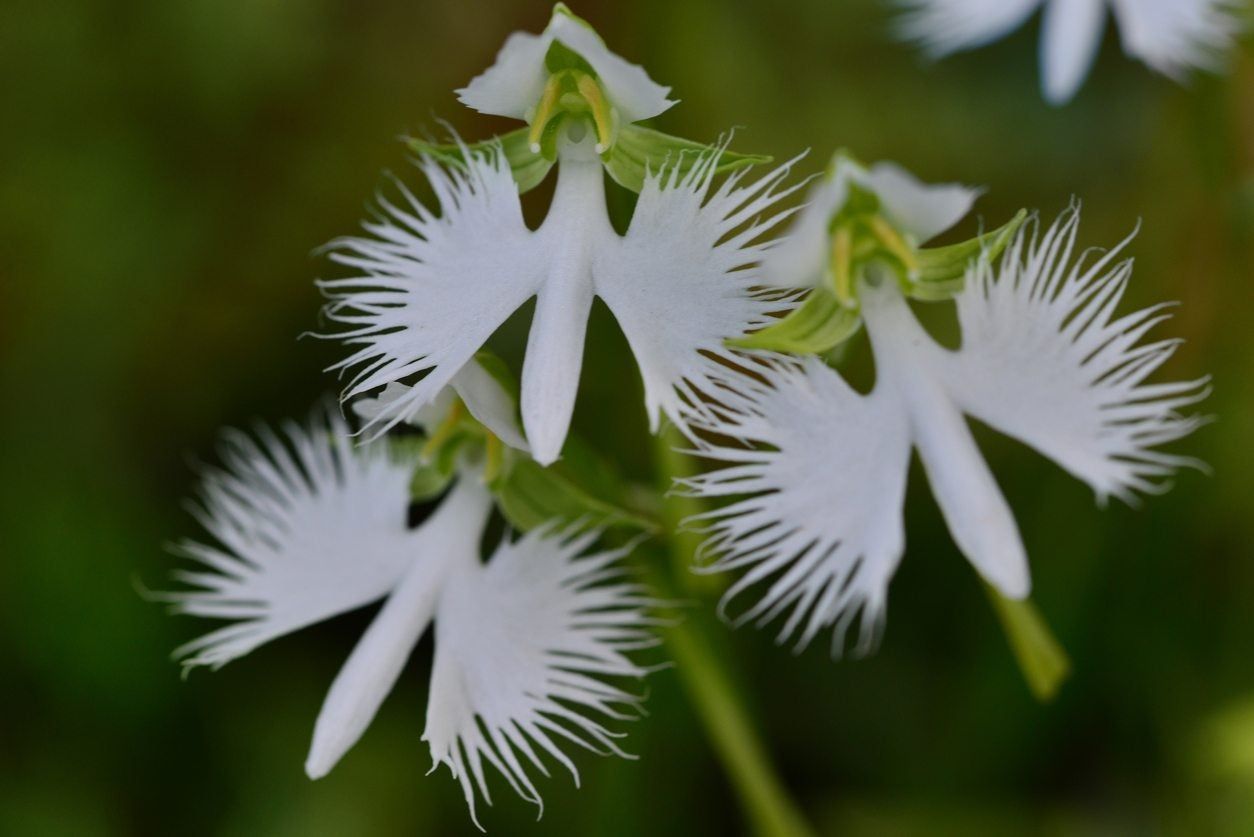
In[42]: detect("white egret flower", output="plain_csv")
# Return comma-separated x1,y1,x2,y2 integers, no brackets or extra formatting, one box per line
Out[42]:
322,5,800,465
683,203,1208,655
165,407,656,827
895,0,1243,104
322,135,800,466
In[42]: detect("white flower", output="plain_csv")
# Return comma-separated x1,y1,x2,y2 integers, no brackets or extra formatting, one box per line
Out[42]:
683,206,1208,654
762,155,980,290
321,137,801,465
164,407,656,827
895,0,1243,104
458,3,675,141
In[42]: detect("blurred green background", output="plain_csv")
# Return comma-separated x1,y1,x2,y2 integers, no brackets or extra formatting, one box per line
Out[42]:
2,0,1252,834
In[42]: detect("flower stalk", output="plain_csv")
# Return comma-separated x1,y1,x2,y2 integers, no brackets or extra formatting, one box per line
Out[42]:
652,425,815,837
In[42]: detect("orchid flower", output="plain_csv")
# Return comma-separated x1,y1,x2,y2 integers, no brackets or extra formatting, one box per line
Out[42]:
894,0,1244,104
683,165,1208,655
164,405,657,827
321,9,802,466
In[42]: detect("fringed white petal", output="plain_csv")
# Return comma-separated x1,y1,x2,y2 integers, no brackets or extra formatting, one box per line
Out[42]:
597,150,807,430
456,11,675,123
320,142,542,439
943,206,1210,505
894,0,1042,57
306,477,493,780
1109,0,1242,80
424,527,657,828
166,406,416,669
680,357,913,655
1039,0,1108,104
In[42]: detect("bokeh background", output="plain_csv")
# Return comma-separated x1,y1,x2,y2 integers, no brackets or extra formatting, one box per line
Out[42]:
2,0,1253,834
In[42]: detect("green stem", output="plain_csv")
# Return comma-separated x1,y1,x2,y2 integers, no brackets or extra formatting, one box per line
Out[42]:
652,426,815,837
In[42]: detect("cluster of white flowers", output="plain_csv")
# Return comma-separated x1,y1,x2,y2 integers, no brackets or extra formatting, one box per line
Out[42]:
162,3,1217,828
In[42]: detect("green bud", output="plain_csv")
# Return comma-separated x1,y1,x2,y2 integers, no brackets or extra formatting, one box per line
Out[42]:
985,583,1071,702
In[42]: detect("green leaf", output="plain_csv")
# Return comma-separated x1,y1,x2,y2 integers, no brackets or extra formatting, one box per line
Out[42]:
727,285,862,354
404,129,554,193
985,583,1071,702
494,458,657,533
911,209,1028,298
605,124,771,193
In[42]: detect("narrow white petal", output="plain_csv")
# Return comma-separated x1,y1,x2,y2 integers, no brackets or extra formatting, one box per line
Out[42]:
894,0,1043,57
1040,0,1108,104
165,406,418,668
424,527,656,825
759,175,846,289
456,30,553,120
305,477,492,779
943,207,1209,504
682,356,913,655
547,14,676,122
450,360,530,452
1109,0,1241,79
861,280,1030,599
522,272,594,465
863,162,981,244
321,142,543,438
519,151,610,465
597,150,807,429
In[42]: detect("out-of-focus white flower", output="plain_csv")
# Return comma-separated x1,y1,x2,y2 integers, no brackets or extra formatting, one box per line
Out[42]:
683,206,1209,654
164,407,655,828
895,0,1243,104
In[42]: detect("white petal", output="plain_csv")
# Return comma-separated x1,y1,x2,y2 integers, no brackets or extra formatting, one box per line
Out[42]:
942,206,1209,505
451,360,530,452
424,526,656,826
863,161,981,244
518,151,610,465
1109,0,1241,79
457,30,553,120
547,13,675,123
596,150,807,429
861,279,1030,599
165,406,417,669
352,381,456,432
305,476,493,780
681,356,913,655
321,142,543,438
759,175,846,289
1040,0,1108,104
455,10,675,124
894,0,1043,57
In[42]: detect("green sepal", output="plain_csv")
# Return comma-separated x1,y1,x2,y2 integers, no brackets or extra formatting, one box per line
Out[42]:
727,285,863,355
605,124,772,194
405,128,554,194
909,209,1028,300
985,583,1071,703
492,436,657,533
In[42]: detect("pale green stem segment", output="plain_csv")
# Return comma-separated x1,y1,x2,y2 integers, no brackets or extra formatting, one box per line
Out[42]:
653,425,815,837
984,583,1071,702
